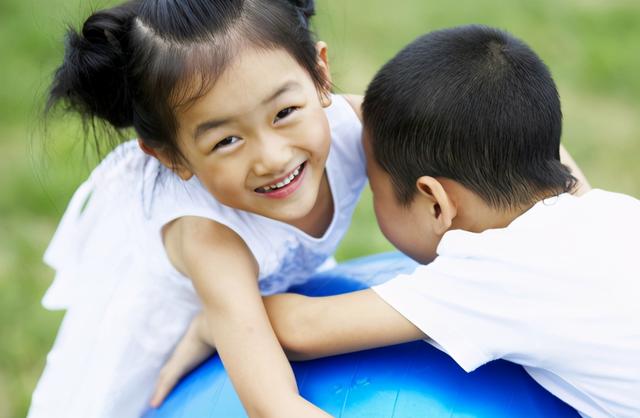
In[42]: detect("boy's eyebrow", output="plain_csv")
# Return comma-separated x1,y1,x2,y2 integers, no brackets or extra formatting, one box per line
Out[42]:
193,80,302,141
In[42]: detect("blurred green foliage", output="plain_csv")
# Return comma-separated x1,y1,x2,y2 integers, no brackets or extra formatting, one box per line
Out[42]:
1,0,639,416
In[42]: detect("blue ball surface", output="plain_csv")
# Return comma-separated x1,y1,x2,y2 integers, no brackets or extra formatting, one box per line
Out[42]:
143,252,579,417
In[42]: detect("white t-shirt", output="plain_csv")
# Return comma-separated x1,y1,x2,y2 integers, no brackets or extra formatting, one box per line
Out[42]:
373,190,640,418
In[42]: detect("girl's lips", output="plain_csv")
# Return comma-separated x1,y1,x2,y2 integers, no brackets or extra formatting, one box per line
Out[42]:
254,162,306,199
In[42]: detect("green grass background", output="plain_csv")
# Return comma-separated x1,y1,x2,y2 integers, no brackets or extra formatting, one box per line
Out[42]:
1,0,639,416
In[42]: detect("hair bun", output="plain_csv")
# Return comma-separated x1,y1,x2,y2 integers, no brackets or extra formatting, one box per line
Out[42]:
288,0,315,26
48,5,136,129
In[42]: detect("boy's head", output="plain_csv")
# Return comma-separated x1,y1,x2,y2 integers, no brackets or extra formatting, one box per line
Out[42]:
362,25,577,262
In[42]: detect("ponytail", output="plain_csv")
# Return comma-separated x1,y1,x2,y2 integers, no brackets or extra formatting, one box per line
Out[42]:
47,2,138,129
287,0,315,28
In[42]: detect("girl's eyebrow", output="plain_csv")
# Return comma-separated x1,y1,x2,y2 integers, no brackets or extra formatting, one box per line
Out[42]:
261,80,301,105
193,80,302,141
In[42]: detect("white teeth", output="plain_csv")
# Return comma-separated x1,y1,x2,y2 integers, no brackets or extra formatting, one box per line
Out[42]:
259,164,303,192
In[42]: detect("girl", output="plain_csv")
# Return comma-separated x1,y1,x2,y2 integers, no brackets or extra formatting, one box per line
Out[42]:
29,0,365,417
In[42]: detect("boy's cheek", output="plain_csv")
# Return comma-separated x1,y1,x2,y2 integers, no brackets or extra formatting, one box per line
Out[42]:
392,236,438,265
374,205,416,260
374,198,440,265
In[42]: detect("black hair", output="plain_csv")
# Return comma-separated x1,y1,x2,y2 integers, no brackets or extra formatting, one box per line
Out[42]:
47,0,326,165
362,25,577,209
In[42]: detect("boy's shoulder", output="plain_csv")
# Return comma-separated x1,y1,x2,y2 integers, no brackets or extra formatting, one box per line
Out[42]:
435,189,639,270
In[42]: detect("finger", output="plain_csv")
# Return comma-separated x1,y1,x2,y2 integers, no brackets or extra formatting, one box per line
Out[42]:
150,368,180,408
150,339,215,407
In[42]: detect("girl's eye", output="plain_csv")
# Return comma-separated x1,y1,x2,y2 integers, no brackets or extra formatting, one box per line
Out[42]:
213,136,241,151
274,106,298,123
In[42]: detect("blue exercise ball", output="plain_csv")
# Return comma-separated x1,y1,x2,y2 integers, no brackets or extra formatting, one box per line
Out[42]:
143,252,579,418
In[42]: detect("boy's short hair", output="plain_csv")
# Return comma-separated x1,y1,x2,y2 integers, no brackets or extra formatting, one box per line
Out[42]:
362,25,576,208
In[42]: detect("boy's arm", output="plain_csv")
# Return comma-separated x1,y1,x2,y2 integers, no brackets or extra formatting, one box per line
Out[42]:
559,145,591,195
265,289,426,360
159,217,329,418
152,287,426,402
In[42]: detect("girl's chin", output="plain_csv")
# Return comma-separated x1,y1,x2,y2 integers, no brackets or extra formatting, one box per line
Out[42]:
263,203,314,223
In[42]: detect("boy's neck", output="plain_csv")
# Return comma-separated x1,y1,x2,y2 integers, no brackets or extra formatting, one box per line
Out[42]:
445,180,538,233
457,203,531,233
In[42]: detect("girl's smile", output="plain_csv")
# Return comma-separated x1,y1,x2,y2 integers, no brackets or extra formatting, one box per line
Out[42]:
255,161,307,198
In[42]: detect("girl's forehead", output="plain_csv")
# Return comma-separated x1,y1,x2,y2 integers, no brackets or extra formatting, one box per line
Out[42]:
175,47,316,134
187,48,309,106
217,47,306,90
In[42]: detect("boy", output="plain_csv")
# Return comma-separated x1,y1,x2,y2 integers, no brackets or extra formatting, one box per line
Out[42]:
155,25,639,418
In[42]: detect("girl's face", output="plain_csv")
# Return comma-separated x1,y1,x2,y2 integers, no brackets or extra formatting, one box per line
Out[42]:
170,46,332,224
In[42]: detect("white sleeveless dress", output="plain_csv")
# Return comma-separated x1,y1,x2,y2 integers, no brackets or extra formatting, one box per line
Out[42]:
28,95,366,418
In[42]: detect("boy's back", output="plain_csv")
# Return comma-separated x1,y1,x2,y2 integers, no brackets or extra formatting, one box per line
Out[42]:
373,189,640,417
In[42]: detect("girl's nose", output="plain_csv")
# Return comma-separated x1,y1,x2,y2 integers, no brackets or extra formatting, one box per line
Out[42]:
251,133,294,177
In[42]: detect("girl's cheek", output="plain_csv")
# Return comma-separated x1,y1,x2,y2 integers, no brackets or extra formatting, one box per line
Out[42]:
315,117,331,148
311,133,330,163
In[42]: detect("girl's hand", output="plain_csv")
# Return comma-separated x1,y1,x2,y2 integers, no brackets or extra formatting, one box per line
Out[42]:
276,396,332,418
149,311,333,418
150,312,214,408
559,145,591,195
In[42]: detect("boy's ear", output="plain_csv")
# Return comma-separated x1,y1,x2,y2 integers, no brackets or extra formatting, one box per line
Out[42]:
138,139,194,181
315,41,332,107
415,176,456,235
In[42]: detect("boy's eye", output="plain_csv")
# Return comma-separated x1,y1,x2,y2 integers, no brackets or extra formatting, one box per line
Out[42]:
274,106,298,123
213,136,241,151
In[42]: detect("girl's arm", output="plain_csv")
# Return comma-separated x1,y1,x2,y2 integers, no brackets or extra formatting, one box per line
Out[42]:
559,145,591,195
160,216,329,418
265,290,426,360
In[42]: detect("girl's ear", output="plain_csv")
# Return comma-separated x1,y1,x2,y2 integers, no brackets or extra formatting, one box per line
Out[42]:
415,176,457,235
138,139,194,181
315,41,332,107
